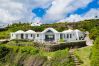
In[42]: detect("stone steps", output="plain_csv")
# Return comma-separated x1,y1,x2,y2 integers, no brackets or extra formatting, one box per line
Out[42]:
69,49,81,66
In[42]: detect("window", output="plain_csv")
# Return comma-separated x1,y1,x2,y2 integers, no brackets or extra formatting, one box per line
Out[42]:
79,37,81,40
67,34,69,38
70,34,72,38
60,34,63,39
31,34,33,37
64,34,65,38
16,34,18,39
48,35,53,39
37,34,39,37
26,34,28,39
12,34,13,37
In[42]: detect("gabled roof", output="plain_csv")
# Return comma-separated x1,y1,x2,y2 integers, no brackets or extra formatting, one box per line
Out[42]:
62,29,73,33
15,30,24,34
42,28,58,33
25,30,36,33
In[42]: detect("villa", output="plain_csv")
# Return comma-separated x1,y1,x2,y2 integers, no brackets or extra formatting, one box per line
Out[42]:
31,22,42,26
10,28,85,43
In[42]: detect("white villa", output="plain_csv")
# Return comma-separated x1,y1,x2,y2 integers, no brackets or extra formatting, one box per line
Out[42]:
10,28,85,43
31,22,42,26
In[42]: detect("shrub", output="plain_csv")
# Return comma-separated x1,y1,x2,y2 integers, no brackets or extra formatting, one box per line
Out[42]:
0,45,11,62
53,49,68,60
91,37,99,66
89,27,99,40
20,47,39,55
59,38,64,42
43,49,75,66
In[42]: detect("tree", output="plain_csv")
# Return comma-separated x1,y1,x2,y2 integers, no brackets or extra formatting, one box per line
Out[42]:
89,27,99,40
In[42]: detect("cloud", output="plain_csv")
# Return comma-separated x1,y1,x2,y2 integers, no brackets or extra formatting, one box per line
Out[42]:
58,8,99,22
84,8,99,19
0,0,25,24
43,0,72,22
43,0,92,23
0,0,52,24
0,0,97,25
32,17,42,23
58,14,83,22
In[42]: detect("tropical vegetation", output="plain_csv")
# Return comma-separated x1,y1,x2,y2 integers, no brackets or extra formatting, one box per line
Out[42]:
0,19,99,66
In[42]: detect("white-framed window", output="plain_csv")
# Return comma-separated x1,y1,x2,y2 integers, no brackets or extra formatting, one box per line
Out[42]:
37,34,39,37
70,34,72,38
26,34,28,39
31,34,33,37
67,34,69,38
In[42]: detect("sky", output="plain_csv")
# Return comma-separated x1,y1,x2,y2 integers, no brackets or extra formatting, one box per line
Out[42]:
0,0,99,25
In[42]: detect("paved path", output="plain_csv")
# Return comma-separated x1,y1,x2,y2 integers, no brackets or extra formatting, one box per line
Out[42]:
69,49,81,66
0,39,10,41
85,31,93,46
0,39,10,43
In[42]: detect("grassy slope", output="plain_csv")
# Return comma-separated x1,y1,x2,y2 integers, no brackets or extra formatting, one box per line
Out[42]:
0,41,75,66
74,46,92,66
0,30,11,39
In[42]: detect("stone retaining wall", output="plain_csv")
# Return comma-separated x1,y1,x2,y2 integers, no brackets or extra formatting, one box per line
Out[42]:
34,41,86,52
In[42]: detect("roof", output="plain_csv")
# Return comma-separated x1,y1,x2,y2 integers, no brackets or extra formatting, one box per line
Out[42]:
62,29,73,33
74,29,81,32
31,22,42,26
42,28,58,33
15,30,24,34
25,30,36,33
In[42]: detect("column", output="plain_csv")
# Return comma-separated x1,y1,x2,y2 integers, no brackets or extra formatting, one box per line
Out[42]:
55,33,57,42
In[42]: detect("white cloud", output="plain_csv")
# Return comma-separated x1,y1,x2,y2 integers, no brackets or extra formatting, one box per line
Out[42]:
32,17,42,23
58,14,83,22
0,0,25,24
58,9,99,22
0,0,97,25
0,0,52,25
0,9,21,22
44,0,73,21
70,0,93,8
43,0,92,23
84,9,99,19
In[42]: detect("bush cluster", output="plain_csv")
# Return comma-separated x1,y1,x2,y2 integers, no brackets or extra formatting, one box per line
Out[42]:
91,37,99,66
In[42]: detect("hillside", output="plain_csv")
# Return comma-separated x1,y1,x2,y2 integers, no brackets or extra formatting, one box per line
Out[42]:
0,19,99,39
0,40,75,66
0,19,99,66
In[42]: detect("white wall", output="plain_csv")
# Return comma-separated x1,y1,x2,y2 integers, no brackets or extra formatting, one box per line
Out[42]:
63,32,76,42
10,29,85,42
16,34,22,39
10,33,16,39
24,33,35,40
35,33,43,42
55,33,60,42
63,31,85,42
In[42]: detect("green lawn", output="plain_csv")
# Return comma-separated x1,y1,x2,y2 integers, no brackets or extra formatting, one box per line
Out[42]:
74,46,92,66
